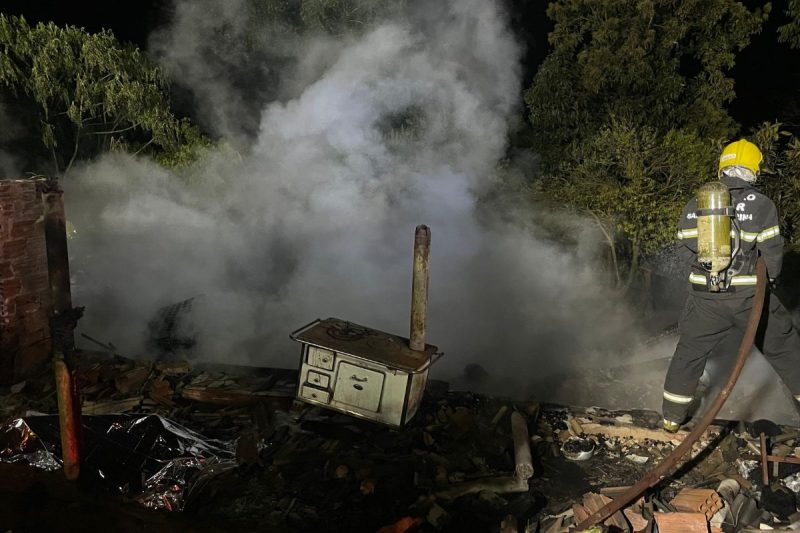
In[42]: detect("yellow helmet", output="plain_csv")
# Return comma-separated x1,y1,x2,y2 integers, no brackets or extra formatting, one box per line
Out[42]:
718,139,762,176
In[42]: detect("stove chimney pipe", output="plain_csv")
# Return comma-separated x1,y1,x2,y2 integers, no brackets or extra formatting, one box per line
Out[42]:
409,225,430,352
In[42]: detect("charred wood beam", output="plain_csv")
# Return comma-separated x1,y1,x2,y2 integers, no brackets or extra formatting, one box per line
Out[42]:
436,410,533,500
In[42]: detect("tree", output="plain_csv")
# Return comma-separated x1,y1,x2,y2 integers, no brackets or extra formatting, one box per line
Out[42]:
0,15,202,177
525,0,769,168
524,0,769,293
779,0,800,48
751,121,800,248
538,120,716,290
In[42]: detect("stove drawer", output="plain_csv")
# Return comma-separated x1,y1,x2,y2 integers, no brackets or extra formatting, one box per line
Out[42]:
307,370,330,388
307,346,335,370
333,362,385,412
301,385,331,404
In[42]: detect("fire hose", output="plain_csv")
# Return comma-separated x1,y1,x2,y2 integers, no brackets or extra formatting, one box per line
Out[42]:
575,258,768,530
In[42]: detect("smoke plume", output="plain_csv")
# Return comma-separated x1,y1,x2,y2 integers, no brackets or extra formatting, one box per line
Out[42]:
65,0,799,424
68,0,630,374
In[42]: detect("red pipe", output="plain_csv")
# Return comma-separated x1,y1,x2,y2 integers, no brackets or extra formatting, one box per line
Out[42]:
55,359,80,480
42,186,80,480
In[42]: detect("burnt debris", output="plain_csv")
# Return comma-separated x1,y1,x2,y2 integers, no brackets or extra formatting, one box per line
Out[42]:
3,352,800,531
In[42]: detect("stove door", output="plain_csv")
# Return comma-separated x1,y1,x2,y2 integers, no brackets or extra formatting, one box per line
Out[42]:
333,362,385,412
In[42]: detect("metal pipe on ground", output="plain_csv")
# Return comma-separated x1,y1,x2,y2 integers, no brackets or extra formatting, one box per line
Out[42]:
409,225,431,352
575,258,768,530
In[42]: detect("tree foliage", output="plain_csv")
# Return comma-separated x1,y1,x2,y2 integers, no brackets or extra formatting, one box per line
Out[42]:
247,0,401,35
524,0,770,292
752,122,800,248
525,0,769,168
538,120,716,288
0,15,203,176
779,0,800,48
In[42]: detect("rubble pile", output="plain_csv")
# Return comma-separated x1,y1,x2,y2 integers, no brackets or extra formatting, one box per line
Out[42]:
0,350,295,433
536,407,800,532
2,351,800,531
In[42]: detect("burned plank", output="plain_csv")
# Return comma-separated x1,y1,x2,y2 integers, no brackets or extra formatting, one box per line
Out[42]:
181,386,291,406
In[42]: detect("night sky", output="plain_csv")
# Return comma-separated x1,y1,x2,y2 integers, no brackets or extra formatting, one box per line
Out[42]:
0,1,167,47
2,0,799,132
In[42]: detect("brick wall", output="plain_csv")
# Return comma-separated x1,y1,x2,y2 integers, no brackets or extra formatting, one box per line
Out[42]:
0,179,52,384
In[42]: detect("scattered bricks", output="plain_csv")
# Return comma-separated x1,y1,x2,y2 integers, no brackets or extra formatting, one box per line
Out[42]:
623,507,649,532
577,492,629,531
654,511,710,533
669,488,723,520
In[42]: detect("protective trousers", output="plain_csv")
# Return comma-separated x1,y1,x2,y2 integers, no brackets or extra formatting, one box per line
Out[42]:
662,290,800,423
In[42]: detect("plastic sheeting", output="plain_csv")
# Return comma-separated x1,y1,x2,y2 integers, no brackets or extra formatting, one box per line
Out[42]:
0,414,235,512
0,417,61,471
783,472,800,493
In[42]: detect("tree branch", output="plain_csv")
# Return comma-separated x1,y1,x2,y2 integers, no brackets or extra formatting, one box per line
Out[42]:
132,136,155,156
50,146,61,177
90,123,139,135
623,239,640,293
588,209,622,287
63,125,81,179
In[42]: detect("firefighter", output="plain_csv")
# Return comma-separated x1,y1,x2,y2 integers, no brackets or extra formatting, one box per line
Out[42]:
662,139,800,432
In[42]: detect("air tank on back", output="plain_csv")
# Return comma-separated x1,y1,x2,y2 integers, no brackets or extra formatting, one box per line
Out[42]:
696,181,732,290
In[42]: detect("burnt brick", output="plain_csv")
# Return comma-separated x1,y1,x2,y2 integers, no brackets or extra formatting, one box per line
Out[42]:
1,301,16,319
0,179,54,384
9,221,37,239
2,238,28,257
15,294,41,315
2,279,22,300
0,261,12,279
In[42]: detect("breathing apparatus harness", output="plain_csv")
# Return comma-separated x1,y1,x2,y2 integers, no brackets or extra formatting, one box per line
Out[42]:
695,181,743,292
694,140,764,292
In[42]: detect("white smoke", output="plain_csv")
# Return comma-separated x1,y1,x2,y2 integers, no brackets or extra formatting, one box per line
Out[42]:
66,0,640,397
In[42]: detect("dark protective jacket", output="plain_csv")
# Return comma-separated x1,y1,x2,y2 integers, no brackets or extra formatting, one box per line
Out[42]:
675,175,783,298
